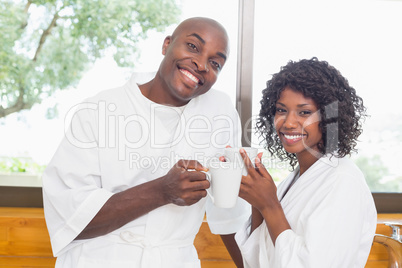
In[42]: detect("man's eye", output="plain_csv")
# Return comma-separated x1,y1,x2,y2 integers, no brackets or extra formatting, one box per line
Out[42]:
188,43,197,50
211,61,221,70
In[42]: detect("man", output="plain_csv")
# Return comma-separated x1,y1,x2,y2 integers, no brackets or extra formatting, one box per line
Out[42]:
43,17,250,267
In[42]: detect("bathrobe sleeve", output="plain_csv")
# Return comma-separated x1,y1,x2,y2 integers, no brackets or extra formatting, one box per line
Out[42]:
42,102,113,256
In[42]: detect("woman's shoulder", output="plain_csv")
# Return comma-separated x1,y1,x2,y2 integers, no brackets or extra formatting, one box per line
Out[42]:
309,155,367,190
323,156,370,191
333,157,363,176
314,155,362,176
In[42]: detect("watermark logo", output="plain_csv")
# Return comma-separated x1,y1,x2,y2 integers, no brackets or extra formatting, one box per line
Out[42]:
64,100,340,169
64,101,239,160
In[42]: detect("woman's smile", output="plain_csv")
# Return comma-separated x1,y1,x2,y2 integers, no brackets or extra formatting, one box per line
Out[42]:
280,132,306,145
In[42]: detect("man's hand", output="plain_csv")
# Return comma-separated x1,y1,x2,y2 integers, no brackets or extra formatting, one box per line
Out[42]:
161,160,210,206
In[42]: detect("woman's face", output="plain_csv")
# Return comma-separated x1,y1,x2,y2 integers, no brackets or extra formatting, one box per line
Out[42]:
274,87,323,158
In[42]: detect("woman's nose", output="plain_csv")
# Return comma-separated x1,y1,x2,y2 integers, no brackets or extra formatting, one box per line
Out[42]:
283,112,298,129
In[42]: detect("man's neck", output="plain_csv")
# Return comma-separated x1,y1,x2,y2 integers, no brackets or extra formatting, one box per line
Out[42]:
138,78,189,107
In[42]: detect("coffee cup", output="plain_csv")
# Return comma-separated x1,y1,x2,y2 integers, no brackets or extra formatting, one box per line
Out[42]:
204,159,243,208
224,147,258,175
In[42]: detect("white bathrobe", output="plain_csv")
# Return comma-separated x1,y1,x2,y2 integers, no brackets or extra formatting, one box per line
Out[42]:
235,155,377,268
42,76,250,268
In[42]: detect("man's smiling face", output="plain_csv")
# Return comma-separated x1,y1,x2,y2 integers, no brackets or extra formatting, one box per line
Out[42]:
157,18,229,106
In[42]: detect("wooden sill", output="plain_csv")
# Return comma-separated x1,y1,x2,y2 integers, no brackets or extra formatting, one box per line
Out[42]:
0,208,400,268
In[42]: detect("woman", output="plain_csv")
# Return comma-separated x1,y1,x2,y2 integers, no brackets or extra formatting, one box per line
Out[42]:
235,58,377,267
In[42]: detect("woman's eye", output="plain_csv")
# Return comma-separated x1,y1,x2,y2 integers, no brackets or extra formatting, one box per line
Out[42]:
275,108,286,114
300,110,312,116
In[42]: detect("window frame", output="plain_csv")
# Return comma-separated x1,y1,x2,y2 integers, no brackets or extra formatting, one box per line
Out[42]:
235,0,401,213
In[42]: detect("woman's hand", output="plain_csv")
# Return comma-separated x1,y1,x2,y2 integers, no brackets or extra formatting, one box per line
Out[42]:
239,149,291,244
238,149,278,213
218,145,232,162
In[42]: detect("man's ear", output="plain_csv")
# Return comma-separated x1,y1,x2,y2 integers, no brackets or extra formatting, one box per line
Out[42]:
162,36,172,55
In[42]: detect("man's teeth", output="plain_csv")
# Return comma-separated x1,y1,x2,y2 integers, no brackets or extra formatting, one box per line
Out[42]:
284,134,304,140
180,69,199,84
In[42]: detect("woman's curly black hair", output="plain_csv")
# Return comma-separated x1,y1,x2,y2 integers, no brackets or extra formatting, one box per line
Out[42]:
256,57,367,168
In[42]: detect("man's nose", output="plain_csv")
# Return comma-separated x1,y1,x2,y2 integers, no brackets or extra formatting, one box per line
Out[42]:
192,57,209,72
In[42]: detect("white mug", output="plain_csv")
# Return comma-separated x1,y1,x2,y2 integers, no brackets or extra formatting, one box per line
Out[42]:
224,147,258,176
204,160,243,209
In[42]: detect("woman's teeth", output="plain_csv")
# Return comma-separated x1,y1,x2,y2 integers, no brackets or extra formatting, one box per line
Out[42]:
284,134,304,140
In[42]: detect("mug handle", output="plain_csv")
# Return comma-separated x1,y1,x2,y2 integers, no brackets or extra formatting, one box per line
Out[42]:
201,170,214,204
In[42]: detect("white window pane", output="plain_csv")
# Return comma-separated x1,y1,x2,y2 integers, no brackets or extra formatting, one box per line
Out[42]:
252,0,402,192
0,1,238,184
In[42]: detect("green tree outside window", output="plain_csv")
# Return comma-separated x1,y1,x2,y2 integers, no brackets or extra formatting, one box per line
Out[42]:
0,0,180,118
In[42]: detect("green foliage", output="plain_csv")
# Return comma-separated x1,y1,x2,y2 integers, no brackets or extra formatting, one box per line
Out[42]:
0,157,46,174
355,155,401,192
260,153,292,183
0,0,181,117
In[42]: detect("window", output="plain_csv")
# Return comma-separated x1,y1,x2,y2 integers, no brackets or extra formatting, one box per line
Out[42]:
0,1,238,188
249,0,402,195
1,0,400,211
